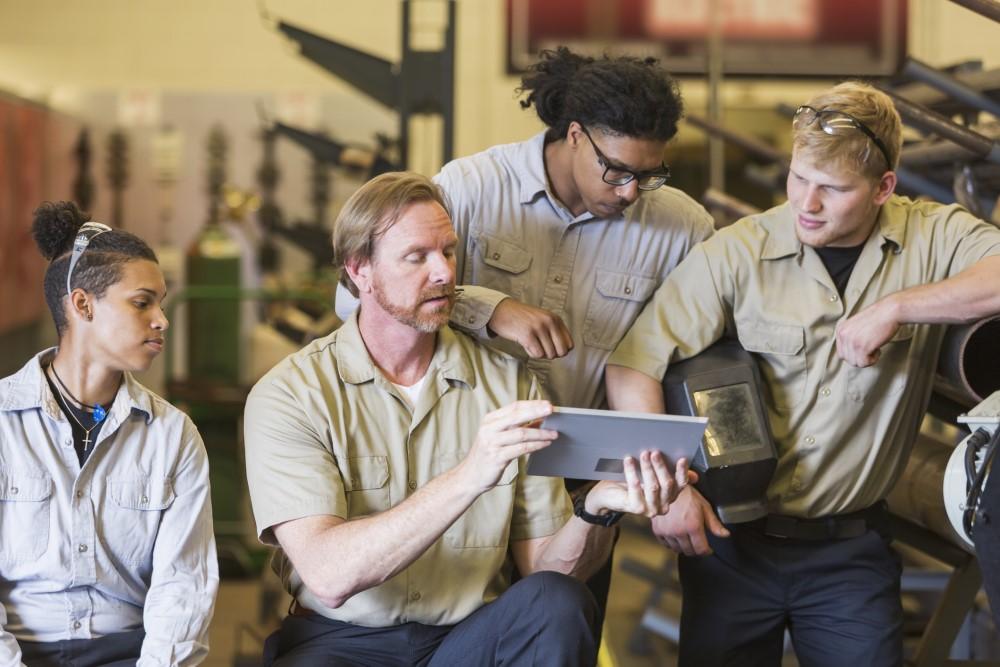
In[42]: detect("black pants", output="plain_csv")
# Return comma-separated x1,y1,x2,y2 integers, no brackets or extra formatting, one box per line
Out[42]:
18,629,144,667
269,571,599,667
565,477,613,643
677,523,903,667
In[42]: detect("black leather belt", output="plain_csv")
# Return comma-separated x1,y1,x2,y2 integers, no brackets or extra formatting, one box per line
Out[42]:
752,502,888,541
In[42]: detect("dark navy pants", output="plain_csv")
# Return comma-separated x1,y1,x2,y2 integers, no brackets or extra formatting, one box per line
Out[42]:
18,629,144,667
270,571,599,667
677,523,903,667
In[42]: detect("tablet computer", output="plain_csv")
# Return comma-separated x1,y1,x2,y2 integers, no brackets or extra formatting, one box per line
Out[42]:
527,406,708,481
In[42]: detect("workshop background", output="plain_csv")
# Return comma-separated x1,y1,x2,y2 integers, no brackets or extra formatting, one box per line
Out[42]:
1,1,999,664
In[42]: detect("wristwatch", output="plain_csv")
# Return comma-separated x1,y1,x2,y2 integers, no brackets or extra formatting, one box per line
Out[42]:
573,492,624,527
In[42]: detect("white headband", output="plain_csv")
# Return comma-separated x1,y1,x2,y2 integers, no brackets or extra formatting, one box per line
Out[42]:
65,221,112,296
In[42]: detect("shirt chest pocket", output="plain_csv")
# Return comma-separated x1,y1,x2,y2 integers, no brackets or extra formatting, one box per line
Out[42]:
0,469,52,563
847,325,915,402
473,234,533,301
583,270,657,350
445,460,518,549
103,477,175,566
737,321,807,411
344,456,390,517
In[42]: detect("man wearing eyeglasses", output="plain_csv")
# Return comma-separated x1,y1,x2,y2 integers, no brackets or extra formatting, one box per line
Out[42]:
606,81,1000,666
430,47,714,627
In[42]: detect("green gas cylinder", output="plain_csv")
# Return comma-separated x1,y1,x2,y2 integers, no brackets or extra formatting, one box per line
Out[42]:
186,222,241,383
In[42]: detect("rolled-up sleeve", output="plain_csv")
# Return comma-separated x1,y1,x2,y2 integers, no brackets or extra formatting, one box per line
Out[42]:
138,419,218,667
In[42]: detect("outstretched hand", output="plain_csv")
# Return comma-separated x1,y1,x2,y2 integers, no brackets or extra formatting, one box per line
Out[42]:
586,450,695,519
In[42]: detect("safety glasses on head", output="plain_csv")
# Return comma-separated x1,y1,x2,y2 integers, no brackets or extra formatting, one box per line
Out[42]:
66,222,112,296
793,105,892,172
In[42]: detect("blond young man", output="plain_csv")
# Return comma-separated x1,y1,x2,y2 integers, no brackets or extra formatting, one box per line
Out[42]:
245,172,685,667
606,82,1000,666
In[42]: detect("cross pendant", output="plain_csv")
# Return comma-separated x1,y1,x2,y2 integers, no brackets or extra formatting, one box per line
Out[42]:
82,432,92,449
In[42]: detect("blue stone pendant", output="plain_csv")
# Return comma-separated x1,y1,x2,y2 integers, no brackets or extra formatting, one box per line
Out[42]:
93,404,107,424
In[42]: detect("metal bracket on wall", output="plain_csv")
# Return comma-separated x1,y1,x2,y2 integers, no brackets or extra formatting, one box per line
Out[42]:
268,0,456,169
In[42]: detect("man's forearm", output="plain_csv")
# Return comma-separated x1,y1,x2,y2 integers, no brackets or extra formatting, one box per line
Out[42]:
281,466,482,608
606,364,666,413
526,517,616,581
891,255,1000,324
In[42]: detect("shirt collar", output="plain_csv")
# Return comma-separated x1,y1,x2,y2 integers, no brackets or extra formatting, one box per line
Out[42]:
0,348,154,424
760,196,906,261
518,132,552,205
335,311,477,389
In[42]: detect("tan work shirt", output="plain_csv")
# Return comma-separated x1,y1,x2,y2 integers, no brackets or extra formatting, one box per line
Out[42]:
437,132,715,410
610,196,1000,517
244,314,572,627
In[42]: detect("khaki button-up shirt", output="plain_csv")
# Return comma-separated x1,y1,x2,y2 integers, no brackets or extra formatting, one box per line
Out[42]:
437,132,715,410
610,196,1000,517
244,315,572,627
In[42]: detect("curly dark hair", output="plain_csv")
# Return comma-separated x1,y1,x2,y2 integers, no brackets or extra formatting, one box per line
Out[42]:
32,201,158,336
518,47,684,142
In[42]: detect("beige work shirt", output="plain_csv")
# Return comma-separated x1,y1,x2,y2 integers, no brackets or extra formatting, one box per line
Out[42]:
244,314,572,628
437,132,715,410
610,196,1000,517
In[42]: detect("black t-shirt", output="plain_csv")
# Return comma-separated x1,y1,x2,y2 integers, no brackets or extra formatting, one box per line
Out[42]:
44,371,106,467
815,242,866,296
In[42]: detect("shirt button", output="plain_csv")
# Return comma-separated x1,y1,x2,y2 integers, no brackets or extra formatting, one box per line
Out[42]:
467,316,476,324
76,490,83,499
9,487,17,496
78,544,88,553
821,387,831,397
410,591,421,601
804,436,816,445
828,295,838,302
140,495,148,505
624,286,632,295
491,252,500,260
553,275,562,283
73,621,81,630
408,481,417,491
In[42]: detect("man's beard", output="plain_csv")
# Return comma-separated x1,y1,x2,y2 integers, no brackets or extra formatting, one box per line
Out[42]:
373,279,455,333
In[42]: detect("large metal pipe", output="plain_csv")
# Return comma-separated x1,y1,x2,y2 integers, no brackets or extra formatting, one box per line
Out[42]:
880,89,1000,164
937,315,1000,406
901,58,1000,118
890,316,1000,551
949,0,1000,24
887,428,969,552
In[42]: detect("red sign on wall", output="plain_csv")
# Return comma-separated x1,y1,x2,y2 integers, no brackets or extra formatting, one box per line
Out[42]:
507,0,907,77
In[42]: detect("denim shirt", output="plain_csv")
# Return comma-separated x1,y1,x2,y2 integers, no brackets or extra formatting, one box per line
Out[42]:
0,349,218,666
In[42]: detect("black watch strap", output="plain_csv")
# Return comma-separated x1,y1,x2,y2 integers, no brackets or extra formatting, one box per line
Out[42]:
573,493,623,527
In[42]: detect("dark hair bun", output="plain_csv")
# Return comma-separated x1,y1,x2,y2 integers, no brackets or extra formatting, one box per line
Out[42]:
32,201,91,261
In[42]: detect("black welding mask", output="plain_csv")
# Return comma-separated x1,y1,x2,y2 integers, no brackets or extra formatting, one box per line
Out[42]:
662,339,777,523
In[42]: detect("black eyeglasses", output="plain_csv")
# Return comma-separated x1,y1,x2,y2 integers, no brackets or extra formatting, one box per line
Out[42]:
793,105,892,171
579,124,671,191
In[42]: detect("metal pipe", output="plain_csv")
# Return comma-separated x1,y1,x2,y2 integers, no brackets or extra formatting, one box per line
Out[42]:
949,0,1000,23
887,430,970,553
901,140,980,166
702,188,761,221
902,57,1000,118
684,115,789,165
880,88,1000,164
937,315,1000,405
895,167,957,204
